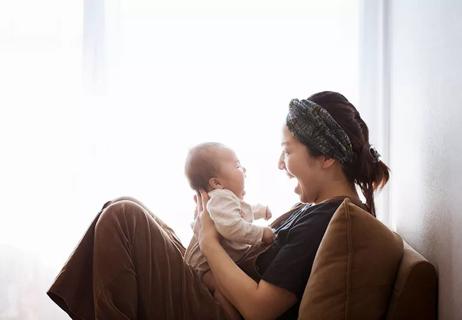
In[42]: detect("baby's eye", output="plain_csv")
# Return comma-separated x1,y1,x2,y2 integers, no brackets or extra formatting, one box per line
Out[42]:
235,162,244,169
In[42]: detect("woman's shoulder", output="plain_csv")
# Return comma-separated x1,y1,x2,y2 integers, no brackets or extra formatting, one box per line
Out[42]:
305,196,368,217
270,202,305,229
271,198,347,230
302,198,344,217
290,199,344,228
308,198,344,213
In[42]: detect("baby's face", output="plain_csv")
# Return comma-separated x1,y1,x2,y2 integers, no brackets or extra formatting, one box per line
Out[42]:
214,148,246,199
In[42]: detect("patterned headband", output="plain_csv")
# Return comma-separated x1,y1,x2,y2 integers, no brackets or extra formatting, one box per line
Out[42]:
286,98,354,165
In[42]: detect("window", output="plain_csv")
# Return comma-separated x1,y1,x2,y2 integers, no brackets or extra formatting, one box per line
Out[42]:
0,1,358,318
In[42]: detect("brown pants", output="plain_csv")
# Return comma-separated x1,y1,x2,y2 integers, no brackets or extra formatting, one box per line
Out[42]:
47,197,227,320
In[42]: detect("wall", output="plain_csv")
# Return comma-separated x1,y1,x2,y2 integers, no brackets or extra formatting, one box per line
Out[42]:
360,1,462,319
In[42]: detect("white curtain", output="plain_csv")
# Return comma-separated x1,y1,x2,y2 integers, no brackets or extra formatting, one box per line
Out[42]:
0,0,358,318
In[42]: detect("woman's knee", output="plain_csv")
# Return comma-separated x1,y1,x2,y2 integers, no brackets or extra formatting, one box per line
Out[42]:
97,200,150,231
95,199,177,251
109,196,148,209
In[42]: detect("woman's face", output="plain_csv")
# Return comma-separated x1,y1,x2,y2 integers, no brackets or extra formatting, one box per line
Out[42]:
279,125,324,203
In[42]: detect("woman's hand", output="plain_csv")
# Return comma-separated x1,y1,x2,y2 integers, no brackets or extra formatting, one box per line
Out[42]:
261,227,275,244
193,192,297,320
195,190,221,254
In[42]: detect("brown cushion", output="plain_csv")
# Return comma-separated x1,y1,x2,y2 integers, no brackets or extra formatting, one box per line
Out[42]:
299,198,403,319
385,242,437,320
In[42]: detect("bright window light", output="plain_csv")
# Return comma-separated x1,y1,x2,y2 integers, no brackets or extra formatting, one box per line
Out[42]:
0,1,358,318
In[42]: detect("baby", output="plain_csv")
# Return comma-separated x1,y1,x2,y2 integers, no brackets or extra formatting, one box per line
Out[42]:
184,142,275,320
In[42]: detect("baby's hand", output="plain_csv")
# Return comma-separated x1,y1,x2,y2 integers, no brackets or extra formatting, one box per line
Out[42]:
265,207,272,220
262,227,275,244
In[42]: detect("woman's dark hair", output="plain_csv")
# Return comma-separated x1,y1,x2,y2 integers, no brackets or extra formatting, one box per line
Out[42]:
307,91,390,216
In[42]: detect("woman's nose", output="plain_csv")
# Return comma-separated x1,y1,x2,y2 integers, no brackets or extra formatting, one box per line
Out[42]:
278,153,286,170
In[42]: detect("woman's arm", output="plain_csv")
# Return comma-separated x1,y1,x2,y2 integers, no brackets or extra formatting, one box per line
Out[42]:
197,191,297,320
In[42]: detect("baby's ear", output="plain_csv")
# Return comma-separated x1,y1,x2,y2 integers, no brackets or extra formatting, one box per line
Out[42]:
208,177,223,189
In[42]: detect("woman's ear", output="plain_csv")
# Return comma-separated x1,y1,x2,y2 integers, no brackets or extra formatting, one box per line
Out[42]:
208,177,223,189
321,156,336,169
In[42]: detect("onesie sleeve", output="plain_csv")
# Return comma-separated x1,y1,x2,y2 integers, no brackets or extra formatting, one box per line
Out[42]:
207,190,265,245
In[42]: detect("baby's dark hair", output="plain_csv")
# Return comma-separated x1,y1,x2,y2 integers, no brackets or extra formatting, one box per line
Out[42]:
184,142,226,191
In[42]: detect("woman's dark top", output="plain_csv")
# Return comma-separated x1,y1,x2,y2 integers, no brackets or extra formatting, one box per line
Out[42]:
255,198,344,320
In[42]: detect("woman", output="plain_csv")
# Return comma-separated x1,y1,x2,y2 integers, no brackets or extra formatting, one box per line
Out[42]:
48,91,390,319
